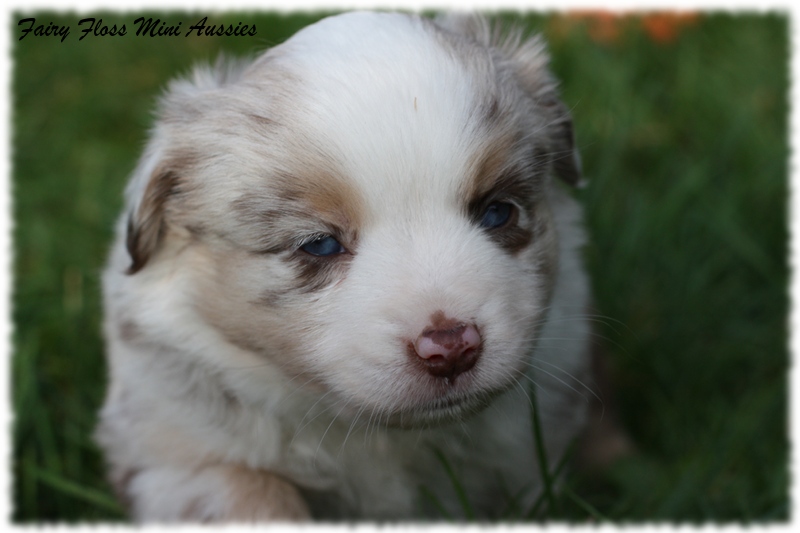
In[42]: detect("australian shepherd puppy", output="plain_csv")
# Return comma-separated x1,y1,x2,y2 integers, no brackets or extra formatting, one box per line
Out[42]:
96,11,591,521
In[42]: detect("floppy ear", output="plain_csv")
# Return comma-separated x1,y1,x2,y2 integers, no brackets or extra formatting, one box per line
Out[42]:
125,164,182,274
539,94,583,187
502,35,583,187
434,13,583,186
123,57,246,275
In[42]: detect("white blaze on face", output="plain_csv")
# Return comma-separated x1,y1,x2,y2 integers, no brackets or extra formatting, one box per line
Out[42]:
235,14,555,422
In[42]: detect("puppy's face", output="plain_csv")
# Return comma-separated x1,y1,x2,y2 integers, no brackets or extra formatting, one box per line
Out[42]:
123,13,579,426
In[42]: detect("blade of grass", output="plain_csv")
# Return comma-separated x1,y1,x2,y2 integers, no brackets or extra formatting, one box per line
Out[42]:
24,461,124,515
529,385,557,516
495,468,524,519
418,485,454,519
560,484,609,522
524,438,576,519
431,446,475,520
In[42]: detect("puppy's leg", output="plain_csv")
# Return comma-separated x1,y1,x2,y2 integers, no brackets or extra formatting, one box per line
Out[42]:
127,463,310,522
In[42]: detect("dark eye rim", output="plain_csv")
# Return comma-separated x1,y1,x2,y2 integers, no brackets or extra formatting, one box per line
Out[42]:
478,200,519,230
298,234,348,257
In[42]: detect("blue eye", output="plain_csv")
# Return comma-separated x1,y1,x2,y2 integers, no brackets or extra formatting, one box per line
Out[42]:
300,235,346,257
480,202,514,229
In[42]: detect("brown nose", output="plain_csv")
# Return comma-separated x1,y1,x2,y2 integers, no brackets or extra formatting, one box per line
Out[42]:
412,322,481,380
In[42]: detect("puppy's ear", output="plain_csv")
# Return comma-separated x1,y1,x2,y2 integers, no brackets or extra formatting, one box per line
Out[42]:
538,94,583,187
435,14,582,186
123,59,236,275
125,164,182,274
503,34,582,187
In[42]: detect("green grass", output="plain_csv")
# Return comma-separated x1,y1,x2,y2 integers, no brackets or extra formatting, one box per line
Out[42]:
11,11,789,522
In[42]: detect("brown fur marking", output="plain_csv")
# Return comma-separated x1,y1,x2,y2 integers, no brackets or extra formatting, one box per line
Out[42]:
126,151,198,274
223,465,310,521
118,320,141,343
461,135,543,254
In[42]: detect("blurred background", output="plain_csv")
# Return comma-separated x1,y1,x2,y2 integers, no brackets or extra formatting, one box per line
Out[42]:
11,10,789,522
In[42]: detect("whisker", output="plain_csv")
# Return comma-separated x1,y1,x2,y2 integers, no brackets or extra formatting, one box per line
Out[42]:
523,359,601,407
314,399,351,462
339,403,368,457
289,389,337,447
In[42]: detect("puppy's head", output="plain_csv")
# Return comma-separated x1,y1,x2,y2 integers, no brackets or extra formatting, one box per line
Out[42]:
122,12,580,426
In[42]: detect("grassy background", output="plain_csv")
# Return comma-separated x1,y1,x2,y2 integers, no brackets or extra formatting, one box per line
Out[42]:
11,11,789,522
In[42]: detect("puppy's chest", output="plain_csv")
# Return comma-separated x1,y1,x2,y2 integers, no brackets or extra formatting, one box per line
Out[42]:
278,391,537,519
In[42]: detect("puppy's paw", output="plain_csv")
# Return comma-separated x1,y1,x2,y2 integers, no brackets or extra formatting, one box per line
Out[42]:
129,464,310,523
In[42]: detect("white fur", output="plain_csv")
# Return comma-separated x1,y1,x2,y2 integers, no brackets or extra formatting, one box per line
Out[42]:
96,11,592,521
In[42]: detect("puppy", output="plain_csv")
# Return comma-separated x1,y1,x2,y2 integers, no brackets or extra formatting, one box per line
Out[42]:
96,11,591,521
